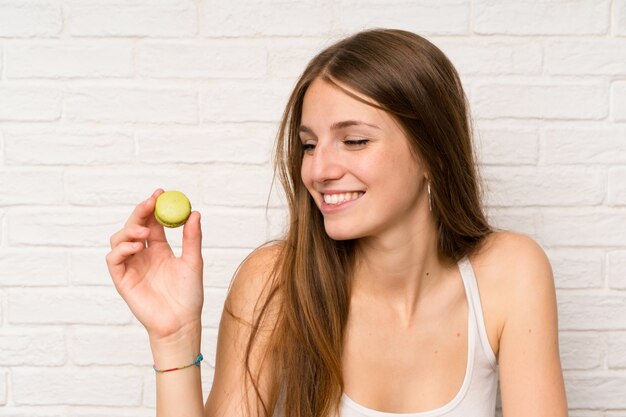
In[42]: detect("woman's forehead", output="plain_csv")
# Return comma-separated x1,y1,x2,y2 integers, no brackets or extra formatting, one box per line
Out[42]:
301,78,392,129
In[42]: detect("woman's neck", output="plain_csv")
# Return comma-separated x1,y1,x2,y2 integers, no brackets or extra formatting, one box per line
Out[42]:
352,221,453,324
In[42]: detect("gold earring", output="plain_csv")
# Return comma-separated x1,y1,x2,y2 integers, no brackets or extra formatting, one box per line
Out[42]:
428,182,432,212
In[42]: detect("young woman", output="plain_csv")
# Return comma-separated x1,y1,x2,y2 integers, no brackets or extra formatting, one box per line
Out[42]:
106,29,568,417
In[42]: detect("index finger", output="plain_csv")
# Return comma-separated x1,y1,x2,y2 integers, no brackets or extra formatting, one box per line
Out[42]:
124,189,164,228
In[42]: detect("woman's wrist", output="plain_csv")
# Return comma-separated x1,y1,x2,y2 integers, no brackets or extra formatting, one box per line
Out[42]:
149,321,202,370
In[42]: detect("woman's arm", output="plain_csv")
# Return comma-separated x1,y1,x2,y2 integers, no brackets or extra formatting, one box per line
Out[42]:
204,244,281,417
152,326,204,417
107,189,205,417
495,234,568,416
107,191,280,417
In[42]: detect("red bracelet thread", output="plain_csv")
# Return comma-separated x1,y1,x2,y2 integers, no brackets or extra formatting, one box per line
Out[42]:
153,353,203,373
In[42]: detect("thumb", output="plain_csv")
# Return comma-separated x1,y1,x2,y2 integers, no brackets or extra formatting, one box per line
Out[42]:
181,211,203,272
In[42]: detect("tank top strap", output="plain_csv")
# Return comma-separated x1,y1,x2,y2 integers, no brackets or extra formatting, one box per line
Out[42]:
457,256,497,369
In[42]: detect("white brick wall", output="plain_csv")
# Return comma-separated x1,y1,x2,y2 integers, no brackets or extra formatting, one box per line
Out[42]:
0,0,624,415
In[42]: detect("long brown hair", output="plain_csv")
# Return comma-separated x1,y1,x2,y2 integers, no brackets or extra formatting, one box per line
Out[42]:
239,28,492,417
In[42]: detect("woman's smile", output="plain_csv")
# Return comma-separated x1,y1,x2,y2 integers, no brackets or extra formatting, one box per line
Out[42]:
319,191,366,213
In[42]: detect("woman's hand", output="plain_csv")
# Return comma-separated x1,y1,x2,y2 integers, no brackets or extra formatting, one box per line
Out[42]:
106,189,204,344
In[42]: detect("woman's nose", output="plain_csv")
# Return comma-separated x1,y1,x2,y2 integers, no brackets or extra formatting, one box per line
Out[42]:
308,143,345,183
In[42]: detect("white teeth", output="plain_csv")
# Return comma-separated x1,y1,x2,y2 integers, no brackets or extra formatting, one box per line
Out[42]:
323,192,364,205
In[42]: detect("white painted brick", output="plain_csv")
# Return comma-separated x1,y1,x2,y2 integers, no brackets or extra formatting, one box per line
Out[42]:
545,249,604,289
199,163,275,207
69,249,113,286
137,41,266,79
472,0,610,35
337,1,468,36
542,209,626,247
569,412,603,417
208,201,284,243
0,328,65,365
566,376,626,409
475,127,538,165
202,327,218,367
0,2,624,414
0,169,64,205
612,82,626,122
0,86,61,121
473,83,608,120
201,287,228,328
143,369,156,407
68,410,152,417
199,0,332,37
7,288,132,325
0,210,5,244
486,208,541,239
607,332,626,369
609,168,626,206
158,206,282,251
0,289,4,323
435,39,542,76
136,123,275,165
12,368,142,406
0,369,6,405
65,0,196,37
483,167,605,207
65,166,201,206
266,205,289,241
3,129,135,166
70,327,151,366
0,0,61,37
201,332,217,391
0,250,67,286
542,126,626,165
202,248,250,288
545,39,626,76
64,87,197,124
267,38,329,79
71,410,153,417
608,251,626,290
606,412,626,417
201,207,272,248
5,41,134,79
558,294,626,330
200,80,293,122
559,332,604,371
7,209,126,247
616,0,626,36
202,367,215,396
0,408,66,417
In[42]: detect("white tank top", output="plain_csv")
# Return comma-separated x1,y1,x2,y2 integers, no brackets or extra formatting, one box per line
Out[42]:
272,257,499,417
340,256,499,417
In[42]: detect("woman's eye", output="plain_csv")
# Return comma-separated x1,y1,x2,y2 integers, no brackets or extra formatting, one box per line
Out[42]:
344,139,369,146
301,143,316,152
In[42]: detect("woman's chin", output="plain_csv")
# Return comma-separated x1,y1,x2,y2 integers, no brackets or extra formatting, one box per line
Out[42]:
323,225,364,241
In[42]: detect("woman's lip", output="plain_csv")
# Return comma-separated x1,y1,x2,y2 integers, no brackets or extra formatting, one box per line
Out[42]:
319,190,365,195
319,192,364,214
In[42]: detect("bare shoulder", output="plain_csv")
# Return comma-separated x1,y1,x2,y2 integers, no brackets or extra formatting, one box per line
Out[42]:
225,242,284,324
469,231,556,351
472,230,553,289
473,234,567,415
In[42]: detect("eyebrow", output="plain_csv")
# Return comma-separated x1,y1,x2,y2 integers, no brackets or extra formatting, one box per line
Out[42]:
298,120,381,135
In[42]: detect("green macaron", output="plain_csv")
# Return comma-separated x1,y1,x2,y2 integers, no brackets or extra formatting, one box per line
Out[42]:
154,190,192,228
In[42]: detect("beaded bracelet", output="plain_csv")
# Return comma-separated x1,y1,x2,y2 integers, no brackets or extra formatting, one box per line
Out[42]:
153,354,203,373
